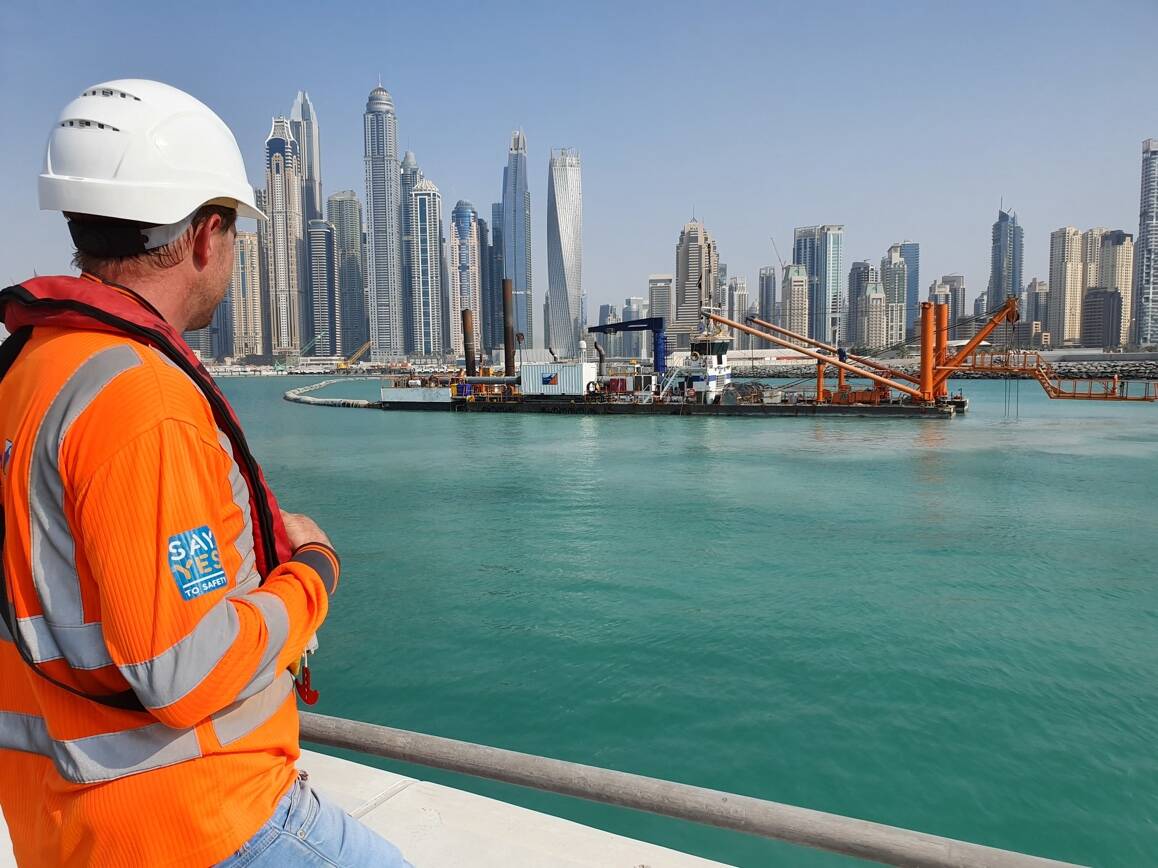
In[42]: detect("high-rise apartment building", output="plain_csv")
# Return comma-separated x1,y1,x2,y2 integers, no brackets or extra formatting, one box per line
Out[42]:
486,203,505,353
546,149,583,358
406,179,443,356
448,200,482,357
880,245,908,346
758,266,777,325
399,151,423,351
364,85,404,359
1081,289,1123,348
1134,139,1158,345
264,117,304,356
987,208,1023,308
306,220,340,356
1048,226,1083,346
501,130,533,346
1082,228,1108,294
621,296,647,357
898,241,919,336
940,274,966,338
290,91,322,223
326,190,367,354
1024,277,1050,345
595,304,619,356
253,187,273,357
1099,230,1134,344
230,231,263,358
673,220,718,347
648,274,674,332
792,225,844,343
847,261,879,347
477,216,492,353
727,278,749,349
781,264,809,343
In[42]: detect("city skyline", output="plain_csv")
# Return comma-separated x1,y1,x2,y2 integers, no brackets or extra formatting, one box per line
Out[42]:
3,1,1155,327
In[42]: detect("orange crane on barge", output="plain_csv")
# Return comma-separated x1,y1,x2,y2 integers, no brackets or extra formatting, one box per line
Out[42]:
708,297,1157,407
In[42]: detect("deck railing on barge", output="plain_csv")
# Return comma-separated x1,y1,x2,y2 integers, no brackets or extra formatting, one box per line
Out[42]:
300,712,1079,868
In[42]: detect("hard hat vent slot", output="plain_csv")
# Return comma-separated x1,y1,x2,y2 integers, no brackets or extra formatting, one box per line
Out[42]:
60,119,121,132
82,88,141,101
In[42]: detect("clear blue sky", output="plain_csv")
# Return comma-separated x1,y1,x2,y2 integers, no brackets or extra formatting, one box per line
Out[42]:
2,0,1156,316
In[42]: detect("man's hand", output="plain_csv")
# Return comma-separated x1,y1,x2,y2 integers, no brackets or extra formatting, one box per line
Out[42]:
280,510,333,551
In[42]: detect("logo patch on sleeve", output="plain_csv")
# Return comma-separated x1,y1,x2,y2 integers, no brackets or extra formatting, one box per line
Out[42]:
167,525,227,601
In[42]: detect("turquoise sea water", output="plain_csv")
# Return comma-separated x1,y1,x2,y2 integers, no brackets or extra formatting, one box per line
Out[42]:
221,376,1158,867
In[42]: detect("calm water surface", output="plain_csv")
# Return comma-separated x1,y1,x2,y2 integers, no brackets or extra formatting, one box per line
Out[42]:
221,376,1158,867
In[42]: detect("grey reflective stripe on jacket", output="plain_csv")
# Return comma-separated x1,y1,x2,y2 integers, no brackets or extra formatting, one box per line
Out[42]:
1,343,292,784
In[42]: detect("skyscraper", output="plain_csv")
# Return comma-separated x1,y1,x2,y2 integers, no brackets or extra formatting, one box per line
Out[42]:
848,261,881,347
407,179,443,356
880,245,908,346
1081,228,1108,294
898,241,920,336
448,200,482,357
1024,277,1050,346
758,266,777,326
1099,230,1134,343
306,219,340,356
1048,226,1083,346
622,296,647,357
648,274,674,330
501,130,533,346
399,151,423,352
254,187,273,357
486,203,505,354
290,91,322,222
792,225,844,343
477,215,492,353
941,274,966,338
673,220,718,347
781,264,809,342
987,208,1023,308
230,231,263,358
1081,289,1123,348
264,117,304,356
327,190,368,354
727,278,749,349
364,85,404,359
546,149,583,358
1134,139,1158,345
597,304,620,356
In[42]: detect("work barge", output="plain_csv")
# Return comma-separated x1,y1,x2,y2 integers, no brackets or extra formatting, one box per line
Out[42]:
288,280,1156,419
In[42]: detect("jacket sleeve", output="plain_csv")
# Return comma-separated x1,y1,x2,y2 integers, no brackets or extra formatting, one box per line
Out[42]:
72,416,336,729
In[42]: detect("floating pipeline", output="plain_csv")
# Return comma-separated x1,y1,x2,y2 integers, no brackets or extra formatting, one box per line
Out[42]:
283,378,380,409
732,360,1158,381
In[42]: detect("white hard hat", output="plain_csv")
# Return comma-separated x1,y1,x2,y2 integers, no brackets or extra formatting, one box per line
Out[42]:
39,79,265,225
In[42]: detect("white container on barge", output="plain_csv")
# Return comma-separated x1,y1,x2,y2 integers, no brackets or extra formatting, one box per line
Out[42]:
518,362,598,396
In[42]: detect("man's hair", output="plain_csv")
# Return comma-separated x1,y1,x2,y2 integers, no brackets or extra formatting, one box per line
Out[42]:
69,204,238,275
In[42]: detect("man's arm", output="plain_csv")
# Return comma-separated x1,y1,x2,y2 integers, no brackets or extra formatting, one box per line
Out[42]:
73,416,336,728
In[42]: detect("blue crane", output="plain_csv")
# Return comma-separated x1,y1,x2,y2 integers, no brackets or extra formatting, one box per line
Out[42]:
586,317,667,373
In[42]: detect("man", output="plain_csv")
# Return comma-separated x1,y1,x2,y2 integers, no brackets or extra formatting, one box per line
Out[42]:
0,80,409,867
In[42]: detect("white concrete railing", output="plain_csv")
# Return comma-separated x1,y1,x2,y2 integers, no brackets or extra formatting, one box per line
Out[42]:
300,713,1081,868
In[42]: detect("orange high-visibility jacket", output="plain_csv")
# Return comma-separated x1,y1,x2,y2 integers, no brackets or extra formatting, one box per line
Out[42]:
0,314,339,866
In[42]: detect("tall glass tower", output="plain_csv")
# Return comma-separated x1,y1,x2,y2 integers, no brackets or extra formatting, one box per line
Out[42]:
501,130,532,347
305,219,339,356
898,241,919,336
546,149,583,357
449,201,482,357
987,208,1023,308
290,91,322,222
326,190,367,354
792,225,844,344
1135,139,1158,344
363,86,403,359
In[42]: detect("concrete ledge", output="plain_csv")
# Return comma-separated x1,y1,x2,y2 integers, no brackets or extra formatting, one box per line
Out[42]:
299,749,727,867
0,751,725,867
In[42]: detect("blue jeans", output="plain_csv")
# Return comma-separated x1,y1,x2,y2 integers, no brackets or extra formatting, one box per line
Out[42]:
217,772,412,867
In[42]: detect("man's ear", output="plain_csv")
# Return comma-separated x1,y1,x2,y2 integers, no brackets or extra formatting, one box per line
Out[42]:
190,213,225,271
